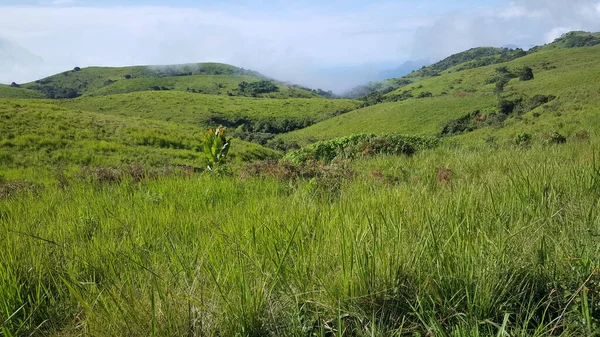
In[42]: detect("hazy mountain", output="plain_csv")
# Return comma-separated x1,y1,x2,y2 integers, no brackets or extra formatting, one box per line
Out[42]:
0,38,44,84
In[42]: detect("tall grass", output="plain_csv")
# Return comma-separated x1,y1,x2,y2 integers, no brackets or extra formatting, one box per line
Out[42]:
1,141,599,336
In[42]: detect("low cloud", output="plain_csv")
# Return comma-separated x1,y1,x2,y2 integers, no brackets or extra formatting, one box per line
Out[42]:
1,1,599,92
412,0,600,60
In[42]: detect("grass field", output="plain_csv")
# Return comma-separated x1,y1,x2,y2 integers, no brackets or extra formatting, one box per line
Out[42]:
55,92,359,131
0,99,279,177
1,139,599,336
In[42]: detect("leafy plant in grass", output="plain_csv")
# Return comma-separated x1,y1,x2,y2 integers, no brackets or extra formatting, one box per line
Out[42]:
515,132,532,146
202,126,231,171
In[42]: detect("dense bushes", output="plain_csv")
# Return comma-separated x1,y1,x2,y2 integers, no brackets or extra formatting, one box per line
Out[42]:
238,80,279,96
440,94,556,137
284,134,440,163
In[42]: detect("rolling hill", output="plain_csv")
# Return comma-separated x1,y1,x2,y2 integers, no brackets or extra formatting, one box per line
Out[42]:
278,39,600,146
0,99,279,177
11,63,321,99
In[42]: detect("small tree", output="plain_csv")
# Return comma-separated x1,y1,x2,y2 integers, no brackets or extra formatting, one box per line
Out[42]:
519,66,534,81
202,126,230,171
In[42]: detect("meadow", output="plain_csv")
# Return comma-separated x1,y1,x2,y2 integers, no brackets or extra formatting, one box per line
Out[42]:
1,138,599,336
1,32,600,337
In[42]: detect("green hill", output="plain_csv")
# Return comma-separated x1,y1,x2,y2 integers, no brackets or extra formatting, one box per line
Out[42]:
0,99,279,176
54,91,359,147
0,84,45,99
530,31,600,52
16,63,320,99
279,44,600,146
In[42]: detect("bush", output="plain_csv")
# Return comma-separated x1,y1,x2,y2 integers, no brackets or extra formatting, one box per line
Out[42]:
10,82,20,88
518,66,534,81
515,132,532,146
73,67,81,72
418,91,433,98
124,74,132,79
545,131,567,144
284,134,439,163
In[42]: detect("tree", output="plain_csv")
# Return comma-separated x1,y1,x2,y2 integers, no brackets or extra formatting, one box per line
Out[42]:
73,67,81,72
519,66,534,81
10,82,20,88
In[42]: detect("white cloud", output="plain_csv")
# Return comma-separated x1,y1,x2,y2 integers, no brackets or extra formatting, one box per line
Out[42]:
51,0,81,5
1,1,600,91
0,5,433,91
412,0,600,60
545,27,578,43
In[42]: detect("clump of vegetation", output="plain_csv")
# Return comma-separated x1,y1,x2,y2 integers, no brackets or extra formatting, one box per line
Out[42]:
238,80,279,96
0,180,43,200
515,132,532,145
519,66,535,81
544,131,567,144
284,133,439,163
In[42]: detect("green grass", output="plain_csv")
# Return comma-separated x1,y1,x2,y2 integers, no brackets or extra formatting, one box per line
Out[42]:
55,91,360,129
1,139,599,336
85,75,318,98
0,85,46,99
279,44,600,146
279,95,497,145
0,99,279,173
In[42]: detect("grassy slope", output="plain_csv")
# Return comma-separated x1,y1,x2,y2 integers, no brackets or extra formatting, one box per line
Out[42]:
0,84,46,99
86,75,318,98
0,99,279,173
1,140,599,336
56,91,360,127
279,44,600,145
19,63,319,99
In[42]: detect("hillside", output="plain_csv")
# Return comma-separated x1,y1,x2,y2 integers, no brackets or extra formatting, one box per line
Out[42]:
15,63,320,99
0,99,279,176
278,43,600,146
0,84,45,99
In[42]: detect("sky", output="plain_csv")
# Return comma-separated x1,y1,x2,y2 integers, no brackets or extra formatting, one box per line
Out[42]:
1,0,600,92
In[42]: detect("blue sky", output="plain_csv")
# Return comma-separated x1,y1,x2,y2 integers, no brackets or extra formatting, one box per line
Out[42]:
1,0,600,91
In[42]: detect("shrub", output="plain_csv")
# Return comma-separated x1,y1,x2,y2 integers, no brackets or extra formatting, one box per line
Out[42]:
284,134,439,164
518,66,534,81
73,67,81,72
545,131,567,144
124,74,132,79
418,91,433,98
10,82,20,88
515,132,532,146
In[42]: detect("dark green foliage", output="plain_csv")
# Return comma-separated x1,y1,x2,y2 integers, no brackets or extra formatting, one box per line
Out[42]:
30,85,81,99
73,67,81,72
519,66,534,81
284,133,439,163
515,132,532,145
545,131,567,144
124,74,132,79
10,82,20,88
238,80,279,96
418,91,433,98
